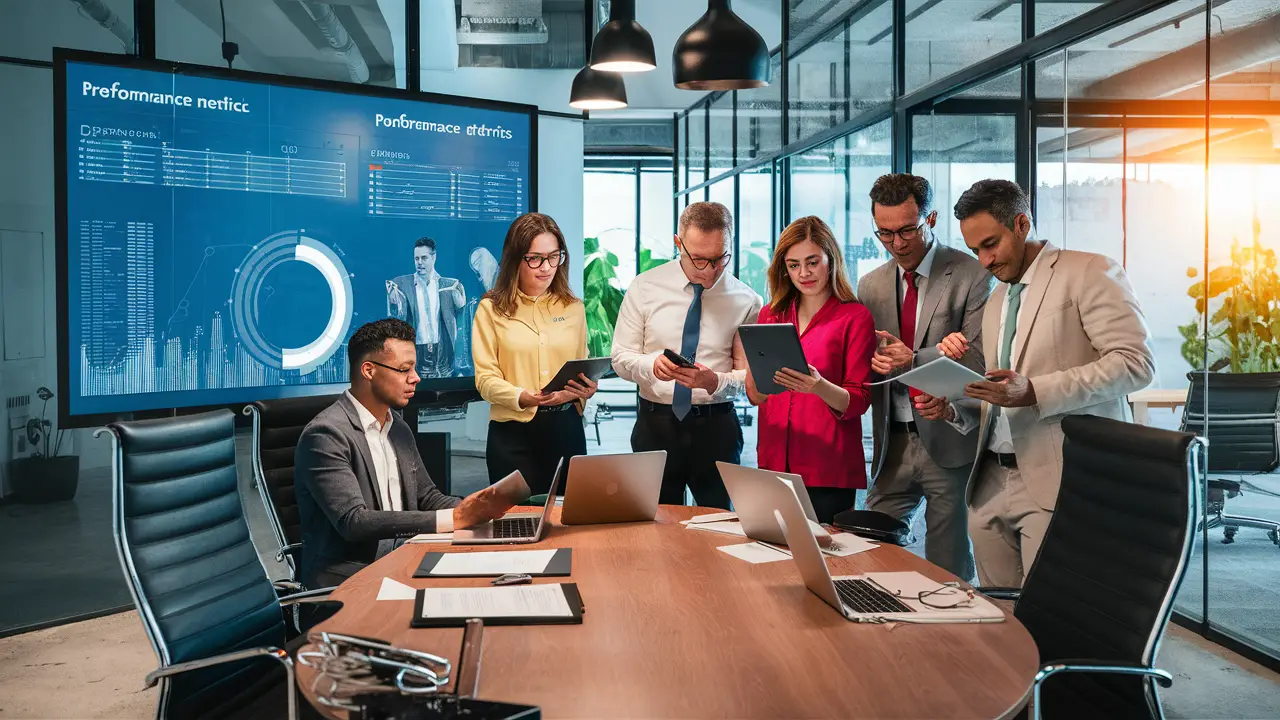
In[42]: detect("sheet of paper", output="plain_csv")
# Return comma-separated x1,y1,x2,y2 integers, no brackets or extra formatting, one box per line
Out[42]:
406,532,453,544
685,511,738,524
417,584,572,619
685,520,747,537
820,532,878,557
717,541,790,564
429,549,558,576
491,470,532,505
865,356,986,401
377,577,417,601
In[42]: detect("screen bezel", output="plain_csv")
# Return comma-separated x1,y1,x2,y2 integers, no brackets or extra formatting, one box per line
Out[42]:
54,48,539,428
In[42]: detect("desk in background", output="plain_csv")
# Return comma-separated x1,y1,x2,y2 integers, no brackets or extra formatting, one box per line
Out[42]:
1129,388,1188,426
297,506,1038,719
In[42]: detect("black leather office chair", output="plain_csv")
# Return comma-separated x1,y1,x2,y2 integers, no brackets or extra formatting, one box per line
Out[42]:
1181,371,1280,547
984,415,1202,720
245,394,339,585
100,409,333,720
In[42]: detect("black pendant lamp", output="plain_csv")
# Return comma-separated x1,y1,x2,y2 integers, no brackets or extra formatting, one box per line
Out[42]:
569,66,628,110
673,0,770,91
589,0,656,73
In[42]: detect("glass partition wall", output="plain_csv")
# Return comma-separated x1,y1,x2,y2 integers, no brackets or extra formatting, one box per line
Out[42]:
675,0,1280,669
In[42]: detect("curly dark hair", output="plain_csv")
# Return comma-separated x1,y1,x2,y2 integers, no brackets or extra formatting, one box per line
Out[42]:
348,318,415,375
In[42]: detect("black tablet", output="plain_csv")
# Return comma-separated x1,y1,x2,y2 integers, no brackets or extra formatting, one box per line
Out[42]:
738,323,809,395
541,357,615,393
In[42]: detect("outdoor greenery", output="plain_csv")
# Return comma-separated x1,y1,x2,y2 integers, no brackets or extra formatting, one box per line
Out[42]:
1179,219,1280,373
583,235,670,358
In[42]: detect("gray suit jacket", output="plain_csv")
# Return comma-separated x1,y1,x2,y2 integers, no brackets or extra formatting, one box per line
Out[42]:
389,273,464,359
857,244,993,477
294,393,460,588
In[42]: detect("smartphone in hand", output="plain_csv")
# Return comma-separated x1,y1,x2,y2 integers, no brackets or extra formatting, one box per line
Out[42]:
663,349,697,369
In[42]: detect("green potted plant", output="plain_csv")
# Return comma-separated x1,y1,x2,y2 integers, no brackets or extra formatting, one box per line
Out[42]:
1179,221,1280,373
8,387,80,503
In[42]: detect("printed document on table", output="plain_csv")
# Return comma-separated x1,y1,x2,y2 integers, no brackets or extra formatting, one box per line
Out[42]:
376,577,417,601
417,584,572,619
430,549,557,576
866,356,985,401
718,541,790,564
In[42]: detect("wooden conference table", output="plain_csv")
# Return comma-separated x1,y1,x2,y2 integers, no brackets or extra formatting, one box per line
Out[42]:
297,506,1039,719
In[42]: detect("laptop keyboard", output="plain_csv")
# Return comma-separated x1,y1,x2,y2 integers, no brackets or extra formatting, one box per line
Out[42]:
834,579,915,614
493,516,539,539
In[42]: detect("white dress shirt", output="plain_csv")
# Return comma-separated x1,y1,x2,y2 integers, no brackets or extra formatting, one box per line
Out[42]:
892,241,938,422
414,273,441,345
611,260,763,405
345,391,453,530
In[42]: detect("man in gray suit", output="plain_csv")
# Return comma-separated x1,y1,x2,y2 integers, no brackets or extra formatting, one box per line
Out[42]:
295,318,511,588
387,237,466,378
856,174,992,582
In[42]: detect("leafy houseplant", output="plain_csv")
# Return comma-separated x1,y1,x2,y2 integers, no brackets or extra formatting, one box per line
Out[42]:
582,235,671,358
8,387,79,503
1179,221,1280,373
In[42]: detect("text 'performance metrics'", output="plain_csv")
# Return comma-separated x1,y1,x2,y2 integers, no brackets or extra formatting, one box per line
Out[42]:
62,60,533,418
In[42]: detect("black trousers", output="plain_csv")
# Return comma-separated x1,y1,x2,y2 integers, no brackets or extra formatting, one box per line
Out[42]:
486,406,587,496
632,401,741,510
807,487,860,525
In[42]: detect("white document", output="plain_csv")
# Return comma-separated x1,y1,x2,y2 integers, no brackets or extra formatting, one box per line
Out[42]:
685,511,738,524
866,356,985,401
821,533,878,557
429,549,557,576
406,532,453,544
417,584,572,619
376,577,417,601
685,520,747,537
717,541,790,564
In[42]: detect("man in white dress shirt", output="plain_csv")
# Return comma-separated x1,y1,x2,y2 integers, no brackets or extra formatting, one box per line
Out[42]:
387,237,466,378
611,201,763,509
295,319,512,588
916,180,1154,587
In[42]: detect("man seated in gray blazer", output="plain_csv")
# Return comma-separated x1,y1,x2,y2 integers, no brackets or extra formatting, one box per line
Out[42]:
857,173,992,583
295,318,513,588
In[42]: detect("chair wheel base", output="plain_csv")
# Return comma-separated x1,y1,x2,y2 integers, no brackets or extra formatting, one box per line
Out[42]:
1222,527,1237,544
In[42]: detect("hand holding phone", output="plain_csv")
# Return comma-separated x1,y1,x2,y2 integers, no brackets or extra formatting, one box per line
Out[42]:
663,348,697,369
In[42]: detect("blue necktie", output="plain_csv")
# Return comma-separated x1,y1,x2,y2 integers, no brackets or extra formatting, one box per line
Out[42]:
672,283,704,421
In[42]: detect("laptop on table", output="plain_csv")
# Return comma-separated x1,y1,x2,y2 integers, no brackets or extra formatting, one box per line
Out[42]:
716,462,829,546
560,451,667,525
763,472,1004,624
452,459,564,545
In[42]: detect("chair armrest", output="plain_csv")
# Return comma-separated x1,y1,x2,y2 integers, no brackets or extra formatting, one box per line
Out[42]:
275,543,303,564
976,586,1022,601
1032,660,1173,720
278,586,339,607
146,646,297,720
273,580,304,595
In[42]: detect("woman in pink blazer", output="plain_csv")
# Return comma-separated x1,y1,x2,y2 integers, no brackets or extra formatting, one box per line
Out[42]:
745,216,877,522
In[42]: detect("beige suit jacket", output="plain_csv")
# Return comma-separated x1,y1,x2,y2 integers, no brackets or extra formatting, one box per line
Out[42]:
957,243,1155,511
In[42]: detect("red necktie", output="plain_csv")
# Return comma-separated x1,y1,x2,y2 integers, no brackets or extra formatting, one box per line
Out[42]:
901,271,921,399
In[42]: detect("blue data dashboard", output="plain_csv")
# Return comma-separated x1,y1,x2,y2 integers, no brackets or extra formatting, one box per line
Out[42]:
59,56,533,421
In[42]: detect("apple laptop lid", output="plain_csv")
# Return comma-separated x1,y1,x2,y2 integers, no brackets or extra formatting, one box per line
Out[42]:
716,462,819,545
561,451,667,525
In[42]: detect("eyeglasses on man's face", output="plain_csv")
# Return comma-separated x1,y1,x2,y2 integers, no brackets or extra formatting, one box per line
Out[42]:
678,244,732,271
368,359,418,378
522,251,566,269
873,222,927,243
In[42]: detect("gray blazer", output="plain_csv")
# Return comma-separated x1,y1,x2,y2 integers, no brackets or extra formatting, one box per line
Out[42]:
295,393,459,588
857,243,993,477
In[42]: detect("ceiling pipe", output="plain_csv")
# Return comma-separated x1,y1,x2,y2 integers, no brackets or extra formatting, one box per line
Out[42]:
67,0,134,51
299,1,372,84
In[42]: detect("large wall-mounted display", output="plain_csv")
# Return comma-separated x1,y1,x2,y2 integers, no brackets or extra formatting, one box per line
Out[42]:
56,51,534,425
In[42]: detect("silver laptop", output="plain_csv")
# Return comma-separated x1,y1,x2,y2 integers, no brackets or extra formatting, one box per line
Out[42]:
452,458,564,545
765,474,1003,624
716,462,821,545
560,451,667,525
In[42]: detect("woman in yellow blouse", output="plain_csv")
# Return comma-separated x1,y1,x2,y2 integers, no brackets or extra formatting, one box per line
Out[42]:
472,212,596,494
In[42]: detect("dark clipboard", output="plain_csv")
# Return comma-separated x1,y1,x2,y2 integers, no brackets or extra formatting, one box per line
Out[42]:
410,583,585,628
738,323,809,395
540,357,614,393
414,548,573,578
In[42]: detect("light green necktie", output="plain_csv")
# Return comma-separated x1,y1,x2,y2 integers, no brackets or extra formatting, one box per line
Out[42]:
998,283,1026,371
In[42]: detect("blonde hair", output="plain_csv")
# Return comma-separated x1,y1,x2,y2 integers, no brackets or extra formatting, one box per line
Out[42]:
767,216,857,313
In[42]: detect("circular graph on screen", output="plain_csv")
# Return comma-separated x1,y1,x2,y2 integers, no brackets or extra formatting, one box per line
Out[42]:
230,230,353,375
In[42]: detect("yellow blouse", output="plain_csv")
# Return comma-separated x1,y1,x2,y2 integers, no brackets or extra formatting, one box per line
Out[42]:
471,291,588,423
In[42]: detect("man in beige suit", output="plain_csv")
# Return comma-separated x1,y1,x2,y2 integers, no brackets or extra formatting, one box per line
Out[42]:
916,179,1155,587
